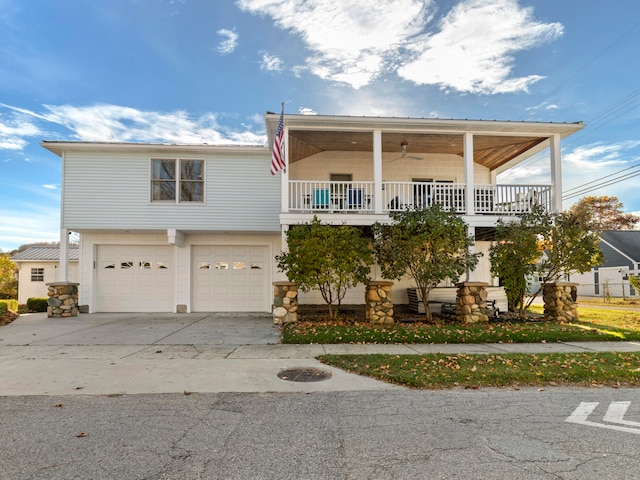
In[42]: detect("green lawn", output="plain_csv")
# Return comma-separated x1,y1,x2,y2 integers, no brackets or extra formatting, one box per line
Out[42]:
319,352,640,389
288,305,640,388
283,306,640,344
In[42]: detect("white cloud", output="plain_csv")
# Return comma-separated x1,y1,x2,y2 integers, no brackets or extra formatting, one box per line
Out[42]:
526,101,559,112
42,184,59,190
238,0,433,89
397,0,563,93
216,28,239,54
298,107,317,115
564,141,640,169
0,207,61,251
4,103,267,146
260,51,284,71
237,0,562,93
0,110,41,150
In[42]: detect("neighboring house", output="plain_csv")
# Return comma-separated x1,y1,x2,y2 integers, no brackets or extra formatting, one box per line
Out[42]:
41,114,583,313
11,246,79,304
571,230,640,298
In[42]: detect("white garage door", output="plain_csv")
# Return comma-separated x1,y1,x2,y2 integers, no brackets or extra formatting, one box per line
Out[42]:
96,245,174,312
192,245,269,312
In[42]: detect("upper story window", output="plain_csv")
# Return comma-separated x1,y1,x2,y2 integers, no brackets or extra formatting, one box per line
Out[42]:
31,267,44,282
151,159,204,203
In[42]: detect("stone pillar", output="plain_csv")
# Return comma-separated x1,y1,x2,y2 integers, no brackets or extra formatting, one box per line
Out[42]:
365,281,394,324
46,282,79,318
272,281,298,324
543,282,578,322
455,281,489,323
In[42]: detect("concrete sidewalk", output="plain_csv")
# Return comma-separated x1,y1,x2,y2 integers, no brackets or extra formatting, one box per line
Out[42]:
1,312,639,396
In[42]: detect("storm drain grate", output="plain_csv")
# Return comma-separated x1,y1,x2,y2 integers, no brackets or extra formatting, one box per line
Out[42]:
278,367,332,382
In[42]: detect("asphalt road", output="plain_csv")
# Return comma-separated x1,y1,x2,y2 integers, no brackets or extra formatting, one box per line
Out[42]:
2,388,640,480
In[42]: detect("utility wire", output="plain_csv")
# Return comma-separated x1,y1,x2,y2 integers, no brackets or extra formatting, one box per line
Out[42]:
563,162,640,194
563,171,640,200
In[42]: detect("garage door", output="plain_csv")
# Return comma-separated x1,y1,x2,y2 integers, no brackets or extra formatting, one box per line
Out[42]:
96,245,174,312
192,245,269,312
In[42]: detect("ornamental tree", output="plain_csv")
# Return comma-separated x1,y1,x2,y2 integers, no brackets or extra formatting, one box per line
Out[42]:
372,205,479,323
490,205,603,319
276,217,373,318
569,195,640,231
0,255,18,300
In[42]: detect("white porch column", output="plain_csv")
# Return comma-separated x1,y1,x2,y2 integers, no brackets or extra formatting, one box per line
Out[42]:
373,130,383,214
59,228,69,281
463,132,475,215
550,134,562,213
280,125,290,212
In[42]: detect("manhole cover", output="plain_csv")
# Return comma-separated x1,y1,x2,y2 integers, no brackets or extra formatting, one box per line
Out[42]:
277,367,332,382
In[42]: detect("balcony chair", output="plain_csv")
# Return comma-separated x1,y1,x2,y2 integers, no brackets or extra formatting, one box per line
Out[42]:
313,188,330,209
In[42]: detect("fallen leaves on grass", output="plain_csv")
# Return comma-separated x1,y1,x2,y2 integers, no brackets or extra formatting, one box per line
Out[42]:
320,352,640,389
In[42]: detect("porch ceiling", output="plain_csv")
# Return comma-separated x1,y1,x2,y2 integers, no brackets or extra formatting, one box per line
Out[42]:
287,130,548,171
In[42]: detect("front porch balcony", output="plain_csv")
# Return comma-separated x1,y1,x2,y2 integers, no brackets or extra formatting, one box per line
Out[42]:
288,181,551,215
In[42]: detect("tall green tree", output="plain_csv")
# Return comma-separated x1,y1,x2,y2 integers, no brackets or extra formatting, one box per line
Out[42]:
0,254,18,300
490,206,603,319
372,205,479,323
276,217,373,318
490,207,550,315
569,196,639,231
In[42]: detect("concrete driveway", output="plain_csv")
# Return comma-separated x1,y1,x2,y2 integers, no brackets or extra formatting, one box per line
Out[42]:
0,312,399,395
0,312,282,347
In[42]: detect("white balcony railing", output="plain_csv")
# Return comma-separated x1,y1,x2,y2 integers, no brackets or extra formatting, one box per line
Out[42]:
287,181,551,215
288,181,375,212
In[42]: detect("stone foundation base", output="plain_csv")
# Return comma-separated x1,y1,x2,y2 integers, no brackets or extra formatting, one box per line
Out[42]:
455,282,489,323
46,282,79,318
273,282,298,324
543,282,578,322
366,281,394,324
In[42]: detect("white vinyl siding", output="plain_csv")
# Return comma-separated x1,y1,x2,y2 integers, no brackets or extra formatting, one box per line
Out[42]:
61,148,280,231
16,262,78,304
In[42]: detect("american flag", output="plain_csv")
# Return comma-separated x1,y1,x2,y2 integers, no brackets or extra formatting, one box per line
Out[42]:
270,107,286,175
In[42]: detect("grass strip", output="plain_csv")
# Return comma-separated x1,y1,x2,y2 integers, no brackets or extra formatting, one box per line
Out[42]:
319,352,640,389
283,319,640,344
283,307,640,344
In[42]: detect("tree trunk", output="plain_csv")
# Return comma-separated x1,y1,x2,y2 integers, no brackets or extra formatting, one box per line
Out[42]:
420,287,433,323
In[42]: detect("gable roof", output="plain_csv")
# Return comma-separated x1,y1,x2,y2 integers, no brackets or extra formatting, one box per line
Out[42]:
11,246,79,262
599,230,640,267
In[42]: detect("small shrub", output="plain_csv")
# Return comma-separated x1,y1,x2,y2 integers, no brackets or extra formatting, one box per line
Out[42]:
27,297,49,312
17,304,29,314
0,299,18,312
0,303,6,316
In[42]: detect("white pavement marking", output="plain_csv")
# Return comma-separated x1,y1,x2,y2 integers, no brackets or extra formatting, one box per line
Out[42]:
566,402,640,435
602,401,640,427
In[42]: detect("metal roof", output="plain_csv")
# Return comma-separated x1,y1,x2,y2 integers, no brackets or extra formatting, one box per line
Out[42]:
11,246,79,262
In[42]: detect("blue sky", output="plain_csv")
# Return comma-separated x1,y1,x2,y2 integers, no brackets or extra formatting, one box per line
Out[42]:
1,0,639,252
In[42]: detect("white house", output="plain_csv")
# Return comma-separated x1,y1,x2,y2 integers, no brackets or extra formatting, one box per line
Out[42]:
11,246,79,304
570,230,640,298
41,114,583,313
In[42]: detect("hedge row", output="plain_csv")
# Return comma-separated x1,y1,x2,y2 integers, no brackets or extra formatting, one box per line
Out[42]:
0,299,18,313
27,298,48,312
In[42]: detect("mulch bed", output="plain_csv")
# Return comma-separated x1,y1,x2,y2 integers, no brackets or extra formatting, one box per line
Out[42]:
0,310,18,326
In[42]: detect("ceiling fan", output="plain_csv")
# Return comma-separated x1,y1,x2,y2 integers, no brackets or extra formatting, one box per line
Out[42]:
390,142,423,161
